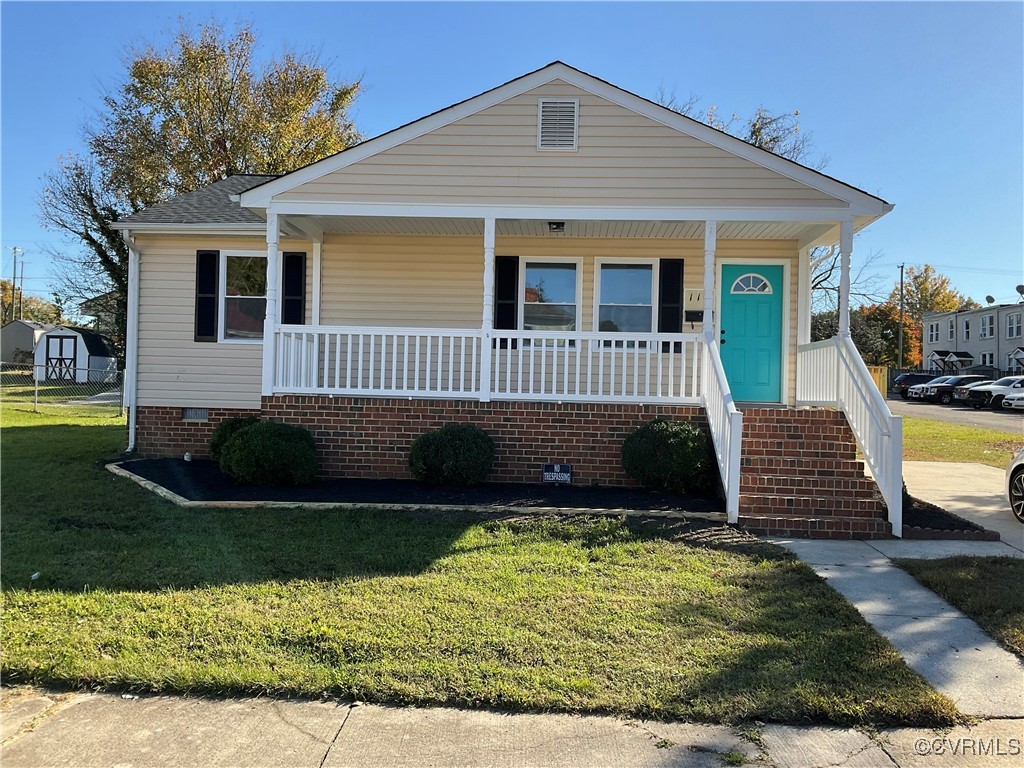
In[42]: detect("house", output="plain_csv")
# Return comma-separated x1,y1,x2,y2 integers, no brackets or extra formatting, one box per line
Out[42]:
79,291,121,341
112,62,903,539
922,303,1024,375
32,326,118,383
1,319,54,363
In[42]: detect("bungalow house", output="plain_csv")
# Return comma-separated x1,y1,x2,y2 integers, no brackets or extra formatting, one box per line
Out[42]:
113,62,903,539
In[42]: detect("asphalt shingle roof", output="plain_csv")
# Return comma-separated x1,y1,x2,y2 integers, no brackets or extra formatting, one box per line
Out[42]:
117,175,279,225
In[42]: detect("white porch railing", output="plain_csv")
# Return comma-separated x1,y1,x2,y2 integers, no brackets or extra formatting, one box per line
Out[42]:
796,335,904,534
274,325,703,404
700,341,743,522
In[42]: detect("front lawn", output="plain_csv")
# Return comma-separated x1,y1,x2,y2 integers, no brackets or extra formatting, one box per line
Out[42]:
894,557,1024,657
902,416,1020,468
1,410,961,726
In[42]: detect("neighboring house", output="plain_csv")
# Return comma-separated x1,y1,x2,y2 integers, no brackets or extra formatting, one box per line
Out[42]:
922,303,1024,375
79,291,121,340
1,319,54,363
113,61,903,539
32,326,118,383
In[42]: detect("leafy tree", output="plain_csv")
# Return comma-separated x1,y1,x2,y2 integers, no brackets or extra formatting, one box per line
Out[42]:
38,19,363,354
888,264,980,331
0,280,63,325
812,303,920,367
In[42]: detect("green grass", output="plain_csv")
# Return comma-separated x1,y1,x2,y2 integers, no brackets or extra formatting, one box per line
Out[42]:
902,416,1021,468
0,409,962,727
894,557,1024,657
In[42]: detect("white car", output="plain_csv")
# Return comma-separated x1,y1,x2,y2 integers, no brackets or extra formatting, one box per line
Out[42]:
907,376,951,399
1007,447,1024,523
1002,391,1024,411
967,376,1024,410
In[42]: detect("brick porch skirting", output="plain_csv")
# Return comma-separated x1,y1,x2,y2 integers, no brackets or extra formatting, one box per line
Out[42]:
261,396,709,486
134,406,262,459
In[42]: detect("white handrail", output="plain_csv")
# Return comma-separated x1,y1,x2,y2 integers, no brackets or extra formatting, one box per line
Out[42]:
701,342,742,522
796,335,903,533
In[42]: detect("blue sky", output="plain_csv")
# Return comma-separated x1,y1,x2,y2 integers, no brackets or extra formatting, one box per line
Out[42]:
2,1,1022,306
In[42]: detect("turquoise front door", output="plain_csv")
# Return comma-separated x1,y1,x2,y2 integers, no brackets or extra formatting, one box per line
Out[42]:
720,264,784,402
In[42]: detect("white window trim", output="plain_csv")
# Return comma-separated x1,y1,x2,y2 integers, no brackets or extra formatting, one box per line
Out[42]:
980,352,994,367
963,318,971,341
927,322,939,344
518,256,584,332
729,273,774,295
592,257,660,334
979,313,994,339
1007,312,1022,339
536,98,579,152
219,249,269,344
948,318,955,341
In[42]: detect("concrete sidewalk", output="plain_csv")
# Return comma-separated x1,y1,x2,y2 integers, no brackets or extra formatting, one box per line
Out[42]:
3,687,1022,768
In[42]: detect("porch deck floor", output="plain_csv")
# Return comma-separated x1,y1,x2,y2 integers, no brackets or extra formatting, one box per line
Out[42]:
121,458,724,516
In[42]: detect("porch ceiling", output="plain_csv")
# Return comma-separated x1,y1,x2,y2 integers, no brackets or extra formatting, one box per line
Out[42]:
286,215,834,242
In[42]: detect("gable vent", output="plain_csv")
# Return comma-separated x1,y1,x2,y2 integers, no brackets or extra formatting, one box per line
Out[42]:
538,99,578,151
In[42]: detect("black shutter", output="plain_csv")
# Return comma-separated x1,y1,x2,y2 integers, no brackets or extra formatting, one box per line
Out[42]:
195,250,219,342
658,259,684,352
494,256,518,348
282,252,307,325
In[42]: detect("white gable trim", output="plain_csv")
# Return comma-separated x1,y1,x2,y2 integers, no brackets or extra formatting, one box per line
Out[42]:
240,63,891,217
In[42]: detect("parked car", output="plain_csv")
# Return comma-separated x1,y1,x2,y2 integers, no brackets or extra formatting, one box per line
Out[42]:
923,374,988,404
966,376,1024,410
907,376,951,400
1001,391,1024,411
1006,447,1024,523
952,379,993,405
892,372,937,400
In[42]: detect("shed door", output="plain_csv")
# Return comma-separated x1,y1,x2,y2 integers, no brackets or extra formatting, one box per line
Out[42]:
46,336,77,382
720,265,784,403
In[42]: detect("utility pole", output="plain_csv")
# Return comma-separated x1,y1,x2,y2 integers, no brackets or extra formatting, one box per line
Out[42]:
19,260,25,319
897,263,905,370
9,246,23,324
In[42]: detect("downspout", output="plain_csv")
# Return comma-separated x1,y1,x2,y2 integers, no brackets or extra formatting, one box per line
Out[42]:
122,230,141,452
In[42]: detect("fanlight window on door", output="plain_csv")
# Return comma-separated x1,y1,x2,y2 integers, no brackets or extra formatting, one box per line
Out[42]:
730,273,773,294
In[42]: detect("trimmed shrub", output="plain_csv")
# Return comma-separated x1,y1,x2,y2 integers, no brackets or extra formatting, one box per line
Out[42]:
409,423,495,486
621,418,710,494
219,421,317,486
209,416,260,461
902,479,914,512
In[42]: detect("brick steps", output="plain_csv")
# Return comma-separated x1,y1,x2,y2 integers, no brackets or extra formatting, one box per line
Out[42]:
736,408,889,540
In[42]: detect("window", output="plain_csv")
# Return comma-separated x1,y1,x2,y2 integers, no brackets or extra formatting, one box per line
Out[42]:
963,318,970,341
1008,313,1022,339
980,352,994,367
730,273,773,294
980,314,994,339
597,262,655,332
521,261,579,331
221,252,267,341
948,318,955,341
927,322,939,344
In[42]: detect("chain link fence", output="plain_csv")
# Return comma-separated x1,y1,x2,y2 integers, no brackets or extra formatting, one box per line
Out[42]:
1,362,124,417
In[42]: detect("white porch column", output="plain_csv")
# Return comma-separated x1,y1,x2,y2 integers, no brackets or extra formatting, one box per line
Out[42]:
479,217,496,401
312,238,323,325
261,211,280,396
122,231,141,450
838,219,853,338
702,220,717,342
797,246,811,345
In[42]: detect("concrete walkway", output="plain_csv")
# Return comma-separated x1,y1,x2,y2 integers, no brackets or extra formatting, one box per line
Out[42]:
3,688,1022,768
769,461,1024,719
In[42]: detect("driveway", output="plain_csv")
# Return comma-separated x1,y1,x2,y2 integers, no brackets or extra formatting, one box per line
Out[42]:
886,393,1024,431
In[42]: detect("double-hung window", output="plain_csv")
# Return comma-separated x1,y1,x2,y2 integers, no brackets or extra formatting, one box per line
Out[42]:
596,261,657,333
979,314,994,339
1008,313,1022,339
521,260,579,334
927,322,939,344
963,318,971,341
980,351,994,367
948,318,955,341
221,251,267,341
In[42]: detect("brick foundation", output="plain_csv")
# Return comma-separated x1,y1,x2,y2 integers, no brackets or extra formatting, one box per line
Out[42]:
135,406,261,458
261,395,708,486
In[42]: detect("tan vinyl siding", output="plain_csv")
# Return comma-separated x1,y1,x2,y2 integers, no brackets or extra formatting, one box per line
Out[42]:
279,81,843,209
135,234,312,408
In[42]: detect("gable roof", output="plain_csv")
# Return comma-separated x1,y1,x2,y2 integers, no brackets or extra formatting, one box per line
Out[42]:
116,175,278,226
239,61,890,216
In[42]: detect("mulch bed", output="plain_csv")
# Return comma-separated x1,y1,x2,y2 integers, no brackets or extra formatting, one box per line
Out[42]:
120,458,725,514
902,497,1001,541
